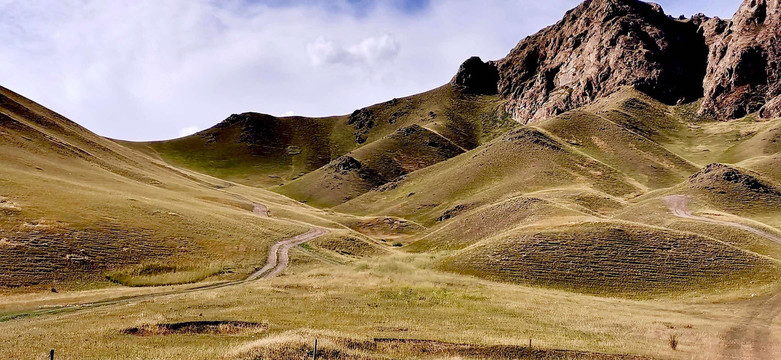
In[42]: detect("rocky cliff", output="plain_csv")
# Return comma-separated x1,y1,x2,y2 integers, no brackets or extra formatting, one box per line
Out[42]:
452,0,780,123
493,0,708,123
699,0,780,119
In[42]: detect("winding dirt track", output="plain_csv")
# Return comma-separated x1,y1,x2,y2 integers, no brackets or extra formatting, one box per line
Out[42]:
663,195,781,244
246,202,327,279
663,195,781,359
247,227,328,280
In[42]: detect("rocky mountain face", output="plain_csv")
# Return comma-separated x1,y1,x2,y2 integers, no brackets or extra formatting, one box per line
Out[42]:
699,0,780,119
452,0,780,123
491,0,708,123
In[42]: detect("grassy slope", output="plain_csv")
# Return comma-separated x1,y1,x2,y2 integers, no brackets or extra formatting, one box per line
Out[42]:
537,88,700,189
335,126,641,226
276,124,465,207
132,85,516,190
0,86,371,290
127,114,340,188
441,221,778,295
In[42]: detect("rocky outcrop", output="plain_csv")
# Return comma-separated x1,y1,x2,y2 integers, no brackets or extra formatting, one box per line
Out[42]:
348,108,375,144
689,163,781,195
699,0,781,119
492,0,709,123
329,155,385,186
451,57,500,95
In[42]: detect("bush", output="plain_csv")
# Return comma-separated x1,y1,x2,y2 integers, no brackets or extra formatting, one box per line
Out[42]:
668,334,678,350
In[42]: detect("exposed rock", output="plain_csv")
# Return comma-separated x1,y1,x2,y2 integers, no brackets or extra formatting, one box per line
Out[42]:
329,156,385,187
348,108,375,144
376,175,407,192
451,56,500,95
286,146,302,155
437,204,470,222
494,0,709,123
689,163,781,195
502,128,563,151
331,156,363,174
700,0,781,119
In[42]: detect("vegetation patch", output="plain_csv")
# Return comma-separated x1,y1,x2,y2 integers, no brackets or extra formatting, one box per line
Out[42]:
122,320,266,336
107,262,225,287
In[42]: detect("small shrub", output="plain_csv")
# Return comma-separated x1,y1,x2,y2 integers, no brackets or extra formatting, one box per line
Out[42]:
668,334,679,350
392,242,403,247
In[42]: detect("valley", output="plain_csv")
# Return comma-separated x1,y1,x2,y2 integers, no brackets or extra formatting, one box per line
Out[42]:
1,0,781,358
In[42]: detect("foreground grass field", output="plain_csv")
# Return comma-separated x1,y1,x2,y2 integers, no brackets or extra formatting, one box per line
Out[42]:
3,251,779,359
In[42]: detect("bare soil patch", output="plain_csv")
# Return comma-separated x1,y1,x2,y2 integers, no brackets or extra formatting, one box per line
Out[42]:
122,320,266,336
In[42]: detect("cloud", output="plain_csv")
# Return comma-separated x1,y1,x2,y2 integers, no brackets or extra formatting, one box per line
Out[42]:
307,34,400,66
283,110,295,116
0,0,741,141
178,126,201,137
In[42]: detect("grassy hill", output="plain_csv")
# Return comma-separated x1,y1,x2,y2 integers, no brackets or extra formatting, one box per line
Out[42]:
4,83,781,358
335,126,642,225
131,85,515,189
0,85,370,290
440,221,778,296
276,124,465,207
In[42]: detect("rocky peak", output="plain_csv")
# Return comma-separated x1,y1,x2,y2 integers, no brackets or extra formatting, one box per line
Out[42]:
699,0,781,119
451,56,499,95
491,0,709,123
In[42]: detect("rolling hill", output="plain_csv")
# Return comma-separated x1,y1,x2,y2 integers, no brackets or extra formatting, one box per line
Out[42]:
2,0,781,358
0,85,375,289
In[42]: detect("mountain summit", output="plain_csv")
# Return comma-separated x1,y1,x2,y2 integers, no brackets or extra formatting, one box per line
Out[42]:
494,0,708,123
700,0,781,119
453,0,780,123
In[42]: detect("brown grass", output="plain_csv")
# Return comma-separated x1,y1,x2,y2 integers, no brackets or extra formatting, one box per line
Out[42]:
231,331,650,360
440,221,778,295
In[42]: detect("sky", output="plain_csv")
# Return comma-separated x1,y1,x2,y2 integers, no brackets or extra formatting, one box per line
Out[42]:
0,0,742,140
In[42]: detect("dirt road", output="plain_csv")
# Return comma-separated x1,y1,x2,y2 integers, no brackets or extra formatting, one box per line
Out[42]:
247,227,328,280
663,195,781,359
663,195,781,244
0,203,327,322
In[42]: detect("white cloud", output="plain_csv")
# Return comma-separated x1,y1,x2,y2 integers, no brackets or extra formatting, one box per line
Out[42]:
0,0,741,141
178,126,200,137
283,110,295,116
307,34,400,66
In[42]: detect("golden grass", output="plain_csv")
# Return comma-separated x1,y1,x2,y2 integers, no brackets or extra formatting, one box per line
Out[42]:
0,252,770,359
106,263,227,287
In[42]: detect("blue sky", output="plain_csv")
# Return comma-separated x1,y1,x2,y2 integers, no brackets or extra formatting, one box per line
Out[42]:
0,0,743,140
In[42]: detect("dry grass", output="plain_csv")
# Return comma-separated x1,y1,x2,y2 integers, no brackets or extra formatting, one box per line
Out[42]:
106,263,226,287
0,253,755,359
335,127,641,226
231,330,649,359
0,85,353,292
441,221,779,295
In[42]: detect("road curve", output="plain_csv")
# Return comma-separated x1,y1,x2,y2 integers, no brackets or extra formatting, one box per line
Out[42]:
663,195,781,244
247,227,328,280
663,195,781,359
0,203,328,322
